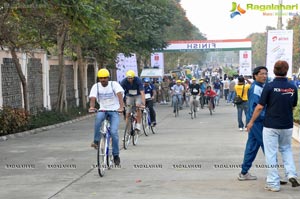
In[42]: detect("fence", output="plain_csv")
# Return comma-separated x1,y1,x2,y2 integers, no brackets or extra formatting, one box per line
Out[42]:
0,49,98,112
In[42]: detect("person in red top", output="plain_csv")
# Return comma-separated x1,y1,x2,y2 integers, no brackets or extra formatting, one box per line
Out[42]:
204,85,217,110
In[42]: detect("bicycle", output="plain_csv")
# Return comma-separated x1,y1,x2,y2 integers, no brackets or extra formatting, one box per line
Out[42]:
173,94,180,117
142,107,155,136
207,96,215,115
123,105,141,149
189,95,198,119
199,92,205,109
92,110,118,177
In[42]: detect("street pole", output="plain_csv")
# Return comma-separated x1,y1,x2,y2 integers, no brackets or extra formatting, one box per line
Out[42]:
277,0,283,29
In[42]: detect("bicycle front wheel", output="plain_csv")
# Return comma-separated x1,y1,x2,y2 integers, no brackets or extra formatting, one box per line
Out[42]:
97,134,107,177
106,137,113,169
208,99,213,115
123,120,131,150
132,130,139,145
142,111,150,136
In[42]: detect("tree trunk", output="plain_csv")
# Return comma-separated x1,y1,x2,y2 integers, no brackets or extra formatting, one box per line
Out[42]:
76,45,87,109
56,24,67,112
10,48,29,112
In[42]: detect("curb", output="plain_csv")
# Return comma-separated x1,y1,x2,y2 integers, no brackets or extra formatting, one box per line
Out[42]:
0,114,95,142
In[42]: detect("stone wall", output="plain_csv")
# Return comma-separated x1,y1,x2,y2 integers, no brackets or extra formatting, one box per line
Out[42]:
0,50,97,112
1,58,23,108
27,58,43,113
49,65,60,109
65,65,76,107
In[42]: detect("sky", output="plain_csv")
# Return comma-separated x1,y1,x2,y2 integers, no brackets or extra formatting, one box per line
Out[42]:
180,0,299,40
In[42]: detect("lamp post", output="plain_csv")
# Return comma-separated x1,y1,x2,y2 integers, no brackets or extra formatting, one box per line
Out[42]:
277,0,283,29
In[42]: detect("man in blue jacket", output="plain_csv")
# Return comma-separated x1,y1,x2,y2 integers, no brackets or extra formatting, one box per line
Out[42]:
247,61,299,192
238,66,267,181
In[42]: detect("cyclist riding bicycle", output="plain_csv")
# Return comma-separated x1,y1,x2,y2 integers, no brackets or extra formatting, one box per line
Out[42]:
204,85,217,110
143,77,157,126
189,77,200,111
120,70,146,132
89,68,124,166
171,79,184,113
199,79,206,108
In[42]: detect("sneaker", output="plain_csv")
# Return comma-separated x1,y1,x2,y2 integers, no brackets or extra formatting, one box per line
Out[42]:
113,155,120,166
280,180,288,185
151,122,156,127
265,185,280,192
238,172,257,181
289,177,300,187
90,141,99,149
173,109,176,113
239,128,243,131
135,123,141,131
197,107,200,111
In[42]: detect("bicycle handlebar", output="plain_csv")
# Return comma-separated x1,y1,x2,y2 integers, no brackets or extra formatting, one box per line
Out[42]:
88,109,122,113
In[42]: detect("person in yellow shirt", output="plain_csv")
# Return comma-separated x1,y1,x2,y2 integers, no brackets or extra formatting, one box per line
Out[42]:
234,76,251,131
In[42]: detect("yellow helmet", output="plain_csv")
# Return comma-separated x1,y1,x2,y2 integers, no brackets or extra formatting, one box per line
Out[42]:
126,70,135,78
97,68,110,78
191,77,196,81
199,79,204,83
176,80,181,83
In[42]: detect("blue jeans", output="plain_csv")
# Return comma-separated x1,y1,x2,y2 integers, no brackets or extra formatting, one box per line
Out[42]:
227,91,235,103
236,101,248,128
214,89,220,105
263,127,297,189
172,94,182,110
93,111,120,156
241,121,264,174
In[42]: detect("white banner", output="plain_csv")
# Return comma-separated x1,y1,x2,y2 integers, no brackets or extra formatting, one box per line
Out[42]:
116,53,138,82
266,30,293,78
150,52,164,74
239,50,252,76
164,39,251,51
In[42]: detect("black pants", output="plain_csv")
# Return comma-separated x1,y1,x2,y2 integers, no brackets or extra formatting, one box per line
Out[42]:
146,99,156,123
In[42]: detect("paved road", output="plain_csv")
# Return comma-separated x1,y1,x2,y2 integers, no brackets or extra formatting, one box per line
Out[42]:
0,100,299,199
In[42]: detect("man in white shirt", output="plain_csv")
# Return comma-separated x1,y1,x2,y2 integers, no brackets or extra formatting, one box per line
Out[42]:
89,69,124,166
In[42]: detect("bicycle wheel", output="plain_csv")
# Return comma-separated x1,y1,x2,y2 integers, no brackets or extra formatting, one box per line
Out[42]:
97,133,106,177
193,100,197,118
123,120,131,150
142,110,150,136
132,129,139,146
190,101,194,119
208,99,213,115
106,137,113,169
174,100,178,117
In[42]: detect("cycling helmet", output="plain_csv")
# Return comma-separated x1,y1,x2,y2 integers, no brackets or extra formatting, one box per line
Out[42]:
97,68,110,78
191,77,196,81
176,80,181,83
126,70,135,78
144,77,150,83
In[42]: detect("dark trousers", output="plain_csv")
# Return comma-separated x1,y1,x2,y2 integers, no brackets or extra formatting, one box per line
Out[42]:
146,99,156,123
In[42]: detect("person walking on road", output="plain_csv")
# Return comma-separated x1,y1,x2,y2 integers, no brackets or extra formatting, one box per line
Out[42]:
89,69,124,165
234,76,251,131
247,60,299,192
238,66,268,181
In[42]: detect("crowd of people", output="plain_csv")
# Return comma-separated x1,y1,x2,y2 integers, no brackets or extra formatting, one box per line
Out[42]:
87,60,299,192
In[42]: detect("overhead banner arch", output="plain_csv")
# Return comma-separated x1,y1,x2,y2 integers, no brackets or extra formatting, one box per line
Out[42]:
162,39,252,52
155,39,252,76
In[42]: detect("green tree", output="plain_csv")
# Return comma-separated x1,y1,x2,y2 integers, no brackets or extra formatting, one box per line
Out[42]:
286,15,300,74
